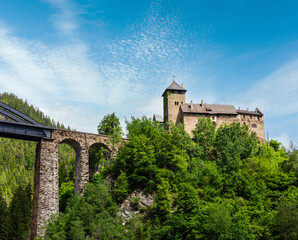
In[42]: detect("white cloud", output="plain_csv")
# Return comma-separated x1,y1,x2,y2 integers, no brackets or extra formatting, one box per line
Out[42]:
42,102,100,133
0,1,198,131
229,59,298,118
44,0,79,36
272,133,291,149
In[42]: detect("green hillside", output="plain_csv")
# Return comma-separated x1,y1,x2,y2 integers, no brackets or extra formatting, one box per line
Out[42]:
46,117,297,240
0,94,297,240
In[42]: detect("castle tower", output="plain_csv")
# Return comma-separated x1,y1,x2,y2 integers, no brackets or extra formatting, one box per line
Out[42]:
162,81,187,124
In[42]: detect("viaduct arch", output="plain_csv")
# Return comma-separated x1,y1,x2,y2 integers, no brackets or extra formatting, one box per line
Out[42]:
0,101,120,239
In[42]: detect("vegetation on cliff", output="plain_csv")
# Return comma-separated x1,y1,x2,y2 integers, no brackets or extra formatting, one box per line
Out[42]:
0,93,297,239
46,117,297,240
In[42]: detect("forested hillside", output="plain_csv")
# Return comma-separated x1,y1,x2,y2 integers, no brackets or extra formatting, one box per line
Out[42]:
46,117,298,240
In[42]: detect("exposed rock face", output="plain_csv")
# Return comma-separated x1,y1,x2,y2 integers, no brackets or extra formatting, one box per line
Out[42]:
120,190,155,223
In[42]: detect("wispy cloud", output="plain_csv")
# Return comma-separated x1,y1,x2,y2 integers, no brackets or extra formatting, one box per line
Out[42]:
229,58,298,118
0,0,199,132
44,0,79,36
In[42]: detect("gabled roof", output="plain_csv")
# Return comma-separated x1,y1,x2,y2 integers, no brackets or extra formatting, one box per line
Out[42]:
180,102,263,116
181,103,237,115
162,81,187,96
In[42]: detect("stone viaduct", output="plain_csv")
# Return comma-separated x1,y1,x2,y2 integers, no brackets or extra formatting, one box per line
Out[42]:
0,101,120,239
30,129,119,239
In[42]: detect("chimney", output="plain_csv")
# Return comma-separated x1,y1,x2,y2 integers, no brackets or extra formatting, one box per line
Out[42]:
190,100,194,110
201,100,204,106
247,107,249,111
181,83,183,88
238,107,240,110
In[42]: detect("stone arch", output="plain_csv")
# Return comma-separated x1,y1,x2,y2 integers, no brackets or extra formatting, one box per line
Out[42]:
88,142,111,179
59,138,81,154
58,138,88,194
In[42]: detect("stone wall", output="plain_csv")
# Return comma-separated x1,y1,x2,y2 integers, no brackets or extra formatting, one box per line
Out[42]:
30,140,59,239
182,113,265,143
167,93,185,124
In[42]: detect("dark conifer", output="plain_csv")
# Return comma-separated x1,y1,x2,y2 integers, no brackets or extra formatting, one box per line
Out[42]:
0,195,9,240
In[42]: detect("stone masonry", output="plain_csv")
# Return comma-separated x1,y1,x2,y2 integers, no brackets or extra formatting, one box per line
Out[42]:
30,129,118,239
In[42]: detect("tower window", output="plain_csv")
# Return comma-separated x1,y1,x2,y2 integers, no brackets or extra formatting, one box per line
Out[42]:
252,123,257,128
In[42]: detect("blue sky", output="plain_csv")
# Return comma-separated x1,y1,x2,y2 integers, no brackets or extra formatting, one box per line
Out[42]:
0,0,297,147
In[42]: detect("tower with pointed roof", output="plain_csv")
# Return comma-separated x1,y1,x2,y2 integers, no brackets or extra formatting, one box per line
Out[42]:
162,81,187,124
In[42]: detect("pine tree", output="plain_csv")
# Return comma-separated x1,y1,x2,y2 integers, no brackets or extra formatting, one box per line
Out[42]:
8,184,32,240
0,195,9,240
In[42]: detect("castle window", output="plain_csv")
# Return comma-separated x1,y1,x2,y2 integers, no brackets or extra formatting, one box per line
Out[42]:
181,101,183,104
243,122,246,125
212,117,215,120
242,115,245,119
252,123,257,128
250,116,253,119
258,117,260,121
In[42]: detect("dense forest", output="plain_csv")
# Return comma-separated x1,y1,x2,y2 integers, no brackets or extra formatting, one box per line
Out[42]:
0,93,297,239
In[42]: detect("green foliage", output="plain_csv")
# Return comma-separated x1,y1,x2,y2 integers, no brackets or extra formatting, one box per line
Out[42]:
0,195,9,240
8,183,32,240
275,196,298,240
163,91,170,123
45,180,133,239
1,93,298,240
152,179,172,220
203,202,232,239
192,117,216,151
214,123,259,175
58,144,75,187
59,181,74,213
269,139,281,151
113,171,129,203
97,112,123,143
89,146,109,180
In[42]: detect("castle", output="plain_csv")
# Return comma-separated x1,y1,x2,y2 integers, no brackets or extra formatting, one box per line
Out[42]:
153,81,265,143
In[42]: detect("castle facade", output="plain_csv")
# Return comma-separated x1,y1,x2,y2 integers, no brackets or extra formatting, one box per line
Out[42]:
154,81,265,143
